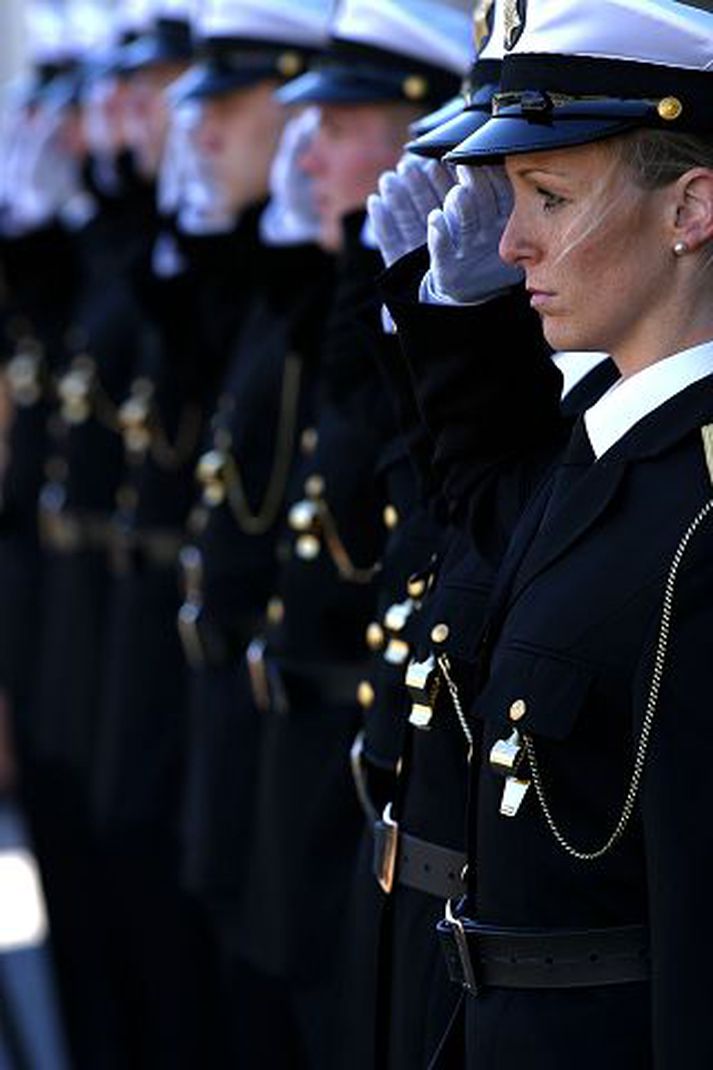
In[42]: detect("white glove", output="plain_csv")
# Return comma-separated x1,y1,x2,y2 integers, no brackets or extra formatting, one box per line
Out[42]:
420,164,524,306
367,154,455,267
2,104,84,232
260,106,321,246
172,105,236,236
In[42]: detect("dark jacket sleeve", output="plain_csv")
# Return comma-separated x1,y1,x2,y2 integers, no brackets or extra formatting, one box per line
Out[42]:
378,246,566,561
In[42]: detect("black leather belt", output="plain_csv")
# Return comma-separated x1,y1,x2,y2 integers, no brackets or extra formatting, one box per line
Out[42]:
111,528,184,574
39,506,114,554
372,805,466,898
438,910,650,994
245,644,369,714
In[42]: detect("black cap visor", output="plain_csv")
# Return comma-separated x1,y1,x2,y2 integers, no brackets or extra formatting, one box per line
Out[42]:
119,32,192,74
278,67,417,106
408,84,497,158
169,61,276,103
409,95,465,139
446,97,655,164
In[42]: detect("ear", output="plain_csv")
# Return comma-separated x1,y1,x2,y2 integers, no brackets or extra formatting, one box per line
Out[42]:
672,168,713,253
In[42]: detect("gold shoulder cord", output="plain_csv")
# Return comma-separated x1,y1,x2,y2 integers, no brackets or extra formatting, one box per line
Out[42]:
524,424,713,862
318,502,382,584
224,354,303,536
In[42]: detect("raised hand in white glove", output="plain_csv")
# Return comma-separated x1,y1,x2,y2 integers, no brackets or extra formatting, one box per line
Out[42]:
420,164,523,306
174,105,236,236
2,104,84,231
367,154,455,267
260,106,321,246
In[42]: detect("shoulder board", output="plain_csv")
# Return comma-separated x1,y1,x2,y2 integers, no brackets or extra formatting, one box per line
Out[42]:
701,424,713,487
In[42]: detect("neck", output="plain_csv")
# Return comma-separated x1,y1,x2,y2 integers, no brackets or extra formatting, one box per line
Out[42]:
612,286,713,379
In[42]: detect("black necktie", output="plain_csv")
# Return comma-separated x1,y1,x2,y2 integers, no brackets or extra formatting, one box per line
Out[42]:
537,415,596,534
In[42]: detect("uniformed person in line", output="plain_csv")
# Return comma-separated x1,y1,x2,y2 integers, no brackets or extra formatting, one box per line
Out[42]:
355,5,618,1064
0,8,117,1062
408,1,713,1066
0,0,82,804
19,4,172,1065
334,8,501,1063
158,1,336,1064
78,4,233,1066
203,2,472,1064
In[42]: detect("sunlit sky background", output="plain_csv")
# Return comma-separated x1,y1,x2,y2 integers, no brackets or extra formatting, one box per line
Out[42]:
0,2,29,88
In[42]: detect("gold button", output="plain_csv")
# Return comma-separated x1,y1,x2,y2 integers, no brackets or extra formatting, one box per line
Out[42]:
277,50,303,78
430,622,450,645
384,638,410,666
305,474,325,499
509,699,527,722
296,534,320,560
383,504,399,529
357,680,375,709
267,597,284,625
288,499,317,532
407,575,427,599
196,449,226,485
300,427,318,455
403,74,428,101
657,96,683,121
366,622,385,651
384,600,411,633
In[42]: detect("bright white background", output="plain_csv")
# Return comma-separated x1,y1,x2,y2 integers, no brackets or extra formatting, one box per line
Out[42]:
0,0,28,88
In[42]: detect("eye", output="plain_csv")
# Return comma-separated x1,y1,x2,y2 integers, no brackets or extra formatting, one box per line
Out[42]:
536,186,567,213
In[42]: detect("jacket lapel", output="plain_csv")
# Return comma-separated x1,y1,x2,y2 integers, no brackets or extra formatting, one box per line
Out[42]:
507,375,713,608
510,457,628,600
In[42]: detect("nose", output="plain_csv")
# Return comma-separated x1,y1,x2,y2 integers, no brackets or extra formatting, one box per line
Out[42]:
298,123,326,178
194,106,222,155
498,203,534,268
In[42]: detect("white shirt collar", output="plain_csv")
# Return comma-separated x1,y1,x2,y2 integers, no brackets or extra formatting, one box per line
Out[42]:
584,339,713,460
552,351,610,400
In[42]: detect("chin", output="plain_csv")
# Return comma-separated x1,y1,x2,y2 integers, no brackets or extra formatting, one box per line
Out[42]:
541,315,593,354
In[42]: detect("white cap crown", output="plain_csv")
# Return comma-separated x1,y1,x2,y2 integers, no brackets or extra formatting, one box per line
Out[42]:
503,0,712,72
196,0,333,48
332,0,474,77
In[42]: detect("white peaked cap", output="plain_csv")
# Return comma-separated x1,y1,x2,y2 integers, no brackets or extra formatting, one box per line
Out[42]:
196,0,333,47
447,0,713,164
65,0,117,56
25,0,71,65
503,0,712,73
118,0,156,35
156,0,198,20
332,0,473,77
478,0,506,63
406,0,506,158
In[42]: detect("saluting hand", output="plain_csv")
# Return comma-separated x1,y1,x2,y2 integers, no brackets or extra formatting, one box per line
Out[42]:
421,165,524,305
367,154,455,267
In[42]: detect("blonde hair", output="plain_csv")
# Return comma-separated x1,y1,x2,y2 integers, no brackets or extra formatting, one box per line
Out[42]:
615,129,713,189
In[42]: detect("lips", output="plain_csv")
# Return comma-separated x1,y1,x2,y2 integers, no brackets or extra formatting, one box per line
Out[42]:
527,288,556,311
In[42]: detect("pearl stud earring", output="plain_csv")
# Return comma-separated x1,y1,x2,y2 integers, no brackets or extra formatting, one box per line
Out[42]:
673,240,689,256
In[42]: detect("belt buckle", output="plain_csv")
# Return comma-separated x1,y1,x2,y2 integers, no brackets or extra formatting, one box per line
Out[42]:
349,730,379,824
373,802,399,894
442,898,479,995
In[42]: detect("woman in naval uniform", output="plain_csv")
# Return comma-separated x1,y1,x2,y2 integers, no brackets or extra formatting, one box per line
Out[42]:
429,1,713,1067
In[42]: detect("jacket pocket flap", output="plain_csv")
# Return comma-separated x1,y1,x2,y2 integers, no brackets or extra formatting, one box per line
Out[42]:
474,645,594,741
